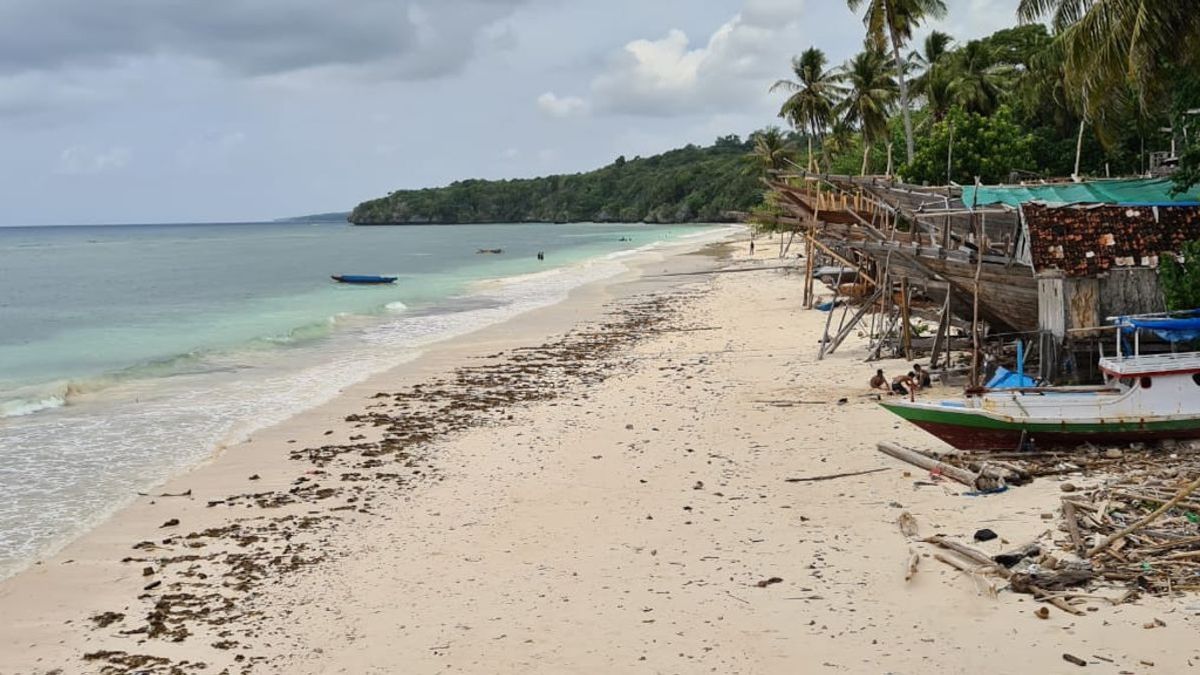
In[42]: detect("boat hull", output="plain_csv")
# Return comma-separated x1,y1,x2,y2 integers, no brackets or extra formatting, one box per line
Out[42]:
881,402,1200,451
331,275,397,285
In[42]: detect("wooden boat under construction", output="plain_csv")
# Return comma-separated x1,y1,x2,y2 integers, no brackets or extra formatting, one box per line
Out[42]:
771,173,1040,334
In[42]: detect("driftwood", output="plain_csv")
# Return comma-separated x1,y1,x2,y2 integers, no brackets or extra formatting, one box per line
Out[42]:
1061,499,1087,557
933,553,999,597
993,542,1041,568
878,442,984,490
1087,474,1200,557
1034,588,1088,616
784,467,889,483
1010,566,1094,593
905,548,920,582
924,535,1009,578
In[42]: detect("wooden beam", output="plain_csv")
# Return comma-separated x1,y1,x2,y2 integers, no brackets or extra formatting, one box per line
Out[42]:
822,288,884,359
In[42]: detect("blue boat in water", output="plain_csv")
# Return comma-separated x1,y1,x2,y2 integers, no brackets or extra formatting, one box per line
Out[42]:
331,275,397,285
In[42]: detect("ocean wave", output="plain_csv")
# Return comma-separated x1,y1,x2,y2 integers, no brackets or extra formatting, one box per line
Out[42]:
0,394,66,418
0,350,213,418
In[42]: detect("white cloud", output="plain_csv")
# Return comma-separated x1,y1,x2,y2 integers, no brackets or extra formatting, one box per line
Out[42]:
57,145,131,174
590,0,808,116
536,92,587,118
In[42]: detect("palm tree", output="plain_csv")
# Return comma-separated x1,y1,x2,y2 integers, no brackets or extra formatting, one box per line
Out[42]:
745,127,796,177
948,41,1012,116
910,31,954,124
910,30,953,87
847,0,948,165
770,48,845,171
821,121,856,171
1017,0,1200,110
838,45,898,175
920,67,955,123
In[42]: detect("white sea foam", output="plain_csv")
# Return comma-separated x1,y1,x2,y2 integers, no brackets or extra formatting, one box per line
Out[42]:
0,395,66,418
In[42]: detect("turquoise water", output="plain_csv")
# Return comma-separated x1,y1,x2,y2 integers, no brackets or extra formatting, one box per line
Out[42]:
0,220,729,578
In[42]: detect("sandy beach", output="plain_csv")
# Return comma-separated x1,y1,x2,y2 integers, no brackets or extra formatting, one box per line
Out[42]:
3,235,1198,675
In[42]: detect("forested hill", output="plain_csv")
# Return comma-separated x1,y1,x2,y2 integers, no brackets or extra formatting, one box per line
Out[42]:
348,136,763,225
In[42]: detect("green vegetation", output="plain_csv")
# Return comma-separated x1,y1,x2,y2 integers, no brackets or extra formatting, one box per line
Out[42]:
847,0,948,165
355,3,1200,228
904,107,1035,185
771,48,844,171
349,137,763,225
1160,241,1200,312
769,3,1200,195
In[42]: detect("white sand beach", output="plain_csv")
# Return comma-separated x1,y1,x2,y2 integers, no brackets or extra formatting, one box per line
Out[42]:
2,236,1197,674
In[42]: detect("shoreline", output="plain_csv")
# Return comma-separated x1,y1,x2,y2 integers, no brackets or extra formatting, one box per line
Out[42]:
0,225,735,582
0,227,745,674
4,231,1198,674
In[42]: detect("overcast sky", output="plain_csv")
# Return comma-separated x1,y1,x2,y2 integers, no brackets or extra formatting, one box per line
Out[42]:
0,0,1019,225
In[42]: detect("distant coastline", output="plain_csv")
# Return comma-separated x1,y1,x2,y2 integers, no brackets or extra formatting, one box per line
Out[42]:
274,211,351,223
348,137,761,226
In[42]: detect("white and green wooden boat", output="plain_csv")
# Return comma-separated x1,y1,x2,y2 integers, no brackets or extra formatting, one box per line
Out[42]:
881,313,1200,451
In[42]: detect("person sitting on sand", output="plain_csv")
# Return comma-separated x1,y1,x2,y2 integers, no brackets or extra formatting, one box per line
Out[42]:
912,363,932,389
869,369,888,392
891,372,917,397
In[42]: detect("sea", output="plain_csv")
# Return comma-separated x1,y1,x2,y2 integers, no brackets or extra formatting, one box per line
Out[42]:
0,220,731,579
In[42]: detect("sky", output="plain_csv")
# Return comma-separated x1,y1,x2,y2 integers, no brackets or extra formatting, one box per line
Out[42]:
0,0,1020,225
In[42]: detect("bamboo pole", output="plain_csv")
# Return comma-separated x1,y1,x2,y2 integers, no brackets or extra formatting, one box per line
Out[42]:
800,233,877,287
929,289,952,369
969,182,984,389
803,218,816,308
900,277,913,361
823,288,884,358
877,442,981,489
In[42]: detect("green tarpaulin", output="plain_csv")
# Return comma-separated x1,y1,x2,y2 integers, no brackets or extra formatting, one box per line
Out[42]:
962,178,1200,207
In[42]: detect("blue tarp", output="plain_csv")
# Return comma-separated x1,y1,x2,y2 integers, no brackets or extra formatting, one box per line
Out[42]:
963,178,1200,207
986,366,1037,389
1125,315,1200,343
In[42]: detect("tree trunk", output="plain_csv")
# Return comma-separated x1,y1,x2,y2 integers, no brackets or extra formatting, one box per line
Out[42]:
807,134,815,172
1073,118,1086,180
889,22,916,165
861,138,870,176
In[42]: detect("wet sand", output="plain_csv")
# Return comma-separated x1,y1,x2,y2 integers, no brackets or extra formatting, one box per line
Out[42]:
3,236,1198,674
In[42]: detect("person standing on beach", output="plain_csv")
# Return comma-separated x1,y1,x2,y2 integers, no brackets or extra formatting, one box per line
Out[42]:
749,239,755,255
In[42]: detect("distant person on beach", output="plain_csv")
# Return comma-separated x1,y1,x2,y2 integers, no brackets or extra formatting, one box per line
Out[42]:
913,364,932,389
869,369,888,392
891,372,917,397
537,251,544,261
749,239,755,255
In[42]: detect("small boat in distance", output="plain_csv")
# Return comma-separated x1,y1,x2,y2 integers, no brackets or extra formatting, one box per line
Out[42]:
476,248,503,255
331,275,398,285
